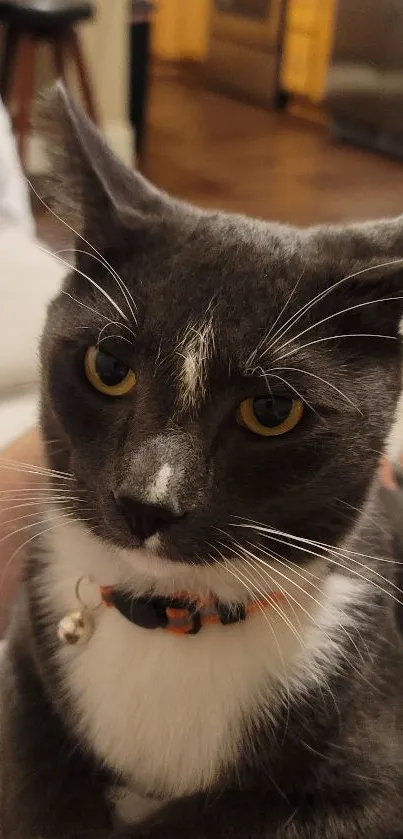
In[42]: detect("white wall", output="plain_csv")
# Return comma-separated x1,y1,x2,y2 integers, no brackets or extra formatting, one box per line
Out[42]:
28,0,134,172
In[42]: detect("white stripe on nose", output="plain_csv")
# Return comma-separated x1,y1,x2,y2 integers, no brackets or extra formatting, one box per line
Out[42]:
147,463,173,504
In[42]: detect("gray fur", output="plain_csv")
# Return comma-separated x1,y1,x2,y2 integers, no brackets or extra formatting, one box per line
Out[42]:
2,85,403,838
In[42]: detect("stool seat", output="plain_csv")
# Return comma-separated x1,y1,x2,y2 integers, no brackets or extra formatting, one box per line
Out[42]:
0,1,94,30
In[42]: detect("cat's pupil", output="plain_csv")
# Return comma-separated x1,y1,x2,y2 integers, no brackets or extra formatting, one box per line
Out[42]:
95,350,129,386
253,396,292,427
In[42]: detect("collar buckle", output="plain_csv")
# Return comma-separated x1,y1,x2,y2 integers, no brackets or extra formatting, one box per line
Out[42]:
165,599,202,635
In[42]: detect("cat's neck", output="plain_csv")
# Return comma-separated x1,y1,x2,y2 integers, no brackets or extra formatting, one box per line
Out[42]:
30,515,369,802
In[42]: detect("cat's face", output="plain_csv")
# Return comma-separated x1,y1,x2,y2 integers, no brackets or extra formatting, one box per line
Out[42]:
40,86,403,577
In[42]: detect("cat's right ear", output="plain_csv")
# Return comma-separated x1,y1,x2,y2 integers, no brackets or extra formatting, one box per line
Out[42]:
36,82,170,242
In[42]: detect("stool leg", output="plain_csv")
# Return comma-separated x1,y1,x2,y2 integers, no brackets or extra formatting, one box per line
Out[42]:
53,32,68,82
14,34,36,167
67,28,98,124
0,26,19,104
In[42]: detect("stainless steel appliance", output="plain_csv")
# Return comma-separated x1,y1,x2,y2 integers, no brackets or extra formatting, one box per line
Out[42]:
327,0,403,157
206,0,286,107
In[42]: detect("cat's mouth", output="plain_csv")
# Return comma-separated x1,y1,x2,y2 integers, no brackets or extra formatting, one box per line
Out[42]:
101,523,328,605
69,473,335,573
84,486,212,566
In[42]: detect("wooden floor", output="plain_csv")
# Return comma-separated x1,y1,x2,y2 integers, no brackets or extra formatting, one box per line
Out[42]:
37,64,403,245
141,65,403,227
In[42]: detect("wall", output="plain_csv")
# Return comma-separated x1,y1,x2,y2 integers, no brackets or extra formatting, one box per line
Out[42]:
81,0,133,164
27,0,133,172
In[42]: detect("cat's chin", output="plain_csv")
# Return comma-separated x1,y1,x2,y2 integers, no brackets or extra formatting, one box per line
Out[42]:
124,540,190,579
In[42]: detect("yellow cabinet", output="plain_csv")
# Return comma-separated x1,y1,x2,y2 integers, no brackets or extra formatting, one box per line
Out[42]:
281,0,336,103
282,31,312,96
288,0,318,33
152,0,211,61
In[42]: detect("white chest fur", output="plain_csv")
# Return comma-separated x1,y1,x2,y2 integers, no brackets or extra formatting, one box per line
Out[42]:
40,521,365,802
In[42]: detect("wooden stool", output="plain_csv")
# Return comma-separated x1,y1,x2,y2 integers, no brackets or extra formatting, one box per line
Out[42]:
0,0,97,165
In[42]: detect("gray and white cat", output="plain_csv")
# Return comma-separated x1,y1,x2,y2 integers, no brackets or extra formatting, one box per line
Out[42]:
1,83,403,839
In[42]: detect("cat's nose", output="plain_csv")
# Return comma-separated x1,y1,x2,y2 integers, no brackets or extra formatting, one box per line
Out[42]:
116,495,181,542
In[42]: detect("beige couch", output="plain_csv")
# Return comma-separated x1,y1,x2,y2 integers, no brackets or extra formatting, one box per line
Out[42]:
0,225,65,448
0,93,65,448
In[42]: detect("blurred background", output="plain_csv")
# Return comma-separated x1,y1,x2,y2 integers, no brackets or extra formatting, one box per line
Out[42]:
1,0,403,236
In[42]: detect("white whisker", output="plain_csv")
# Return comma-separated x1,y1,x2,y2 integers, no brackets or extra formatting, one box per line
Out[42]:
230,519,403,607
234,538,372,690
36,245,128,322
259,371,318,415
269,366,363,415
242,540,366,665
0,514,93,596
0,505,79,527
245,267,306,369
261,258,403,358
62,291,110,324
0,498,86,514
229,543,305,640
212,542,294,683
230,517,400,565
0,486,75,495
276,333,396,363
275,295,403,358
0,516,59,545
57,249,138,327
96,321,135,344
336,498,389,539
27,178,135,321
97,334,134,347
214,537,341,715
0,462,73,481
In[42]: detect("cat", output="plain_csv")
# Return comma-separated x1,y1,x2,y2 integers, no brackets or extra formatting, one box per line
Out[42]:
1,81,403,839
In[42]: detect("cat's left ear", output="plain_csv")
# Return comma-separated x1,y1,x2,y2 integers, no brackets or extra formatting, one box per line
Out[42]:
36,82,173,236
305,216,403,335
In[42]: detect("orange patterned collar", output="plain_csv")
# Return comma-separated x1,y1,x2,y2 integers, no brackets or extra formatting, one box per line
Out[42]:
100,587,284,637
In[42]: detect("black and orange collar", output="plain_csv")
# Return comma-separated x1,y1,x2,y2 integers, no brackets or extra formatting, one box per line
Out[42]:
100,587,284,636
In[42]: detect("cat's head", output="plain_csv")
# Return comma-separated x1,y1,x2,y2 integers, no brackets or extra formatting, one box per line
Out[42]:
39,84,403,592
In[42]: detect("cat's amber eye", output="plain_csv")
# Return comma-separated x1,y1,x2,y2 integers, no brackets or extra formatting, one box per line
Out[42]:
237,395,304,437
84,347,136,397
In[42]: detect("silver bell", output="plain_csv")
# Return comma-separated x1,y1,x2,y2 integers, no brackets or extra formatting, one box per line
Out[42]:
57,610,94,645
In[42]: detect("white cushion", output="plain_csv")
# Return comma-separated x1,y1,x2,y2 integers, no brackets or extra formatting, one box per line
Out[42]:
0,98,34,236
0,226,66,391
0,389,38,449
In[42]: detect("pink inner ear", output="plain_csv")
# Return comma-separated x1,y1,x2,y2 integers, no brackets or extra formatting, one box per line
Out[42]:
379,457,398,490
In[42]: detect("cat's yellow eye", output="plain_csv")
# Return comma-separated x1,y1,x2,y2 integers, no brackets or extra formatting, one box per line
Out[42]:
237,395,304,437
84,346,136,397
